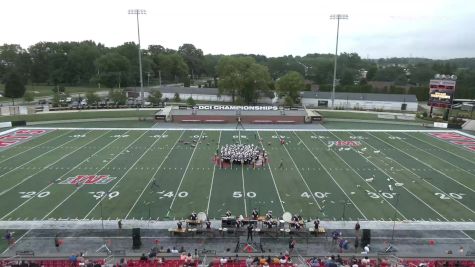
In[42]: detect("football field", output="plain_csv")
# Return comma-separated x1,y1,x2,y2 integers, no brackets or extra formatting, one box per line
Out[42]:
0,128,474,223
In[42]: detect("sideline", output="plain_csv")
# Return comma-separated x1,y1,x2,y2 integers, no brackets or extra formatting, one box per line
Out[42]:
0,220,473,231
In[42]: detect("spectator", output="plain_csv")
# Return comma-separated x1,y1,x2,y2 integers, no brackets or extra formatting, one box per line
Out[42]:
4,231,14,246
54,234,61,252
246,255,253,267
171,247,179,253
220,256,227,266
325,255,337,267
280,256,287,264
69,254,77,265
118,220,122,230
119,258,127,267
180,252,187,260
363,244,370,254
166,248,171,253
361,256,370,267
336,255,343,265
140,253,148,261
179,246,186,253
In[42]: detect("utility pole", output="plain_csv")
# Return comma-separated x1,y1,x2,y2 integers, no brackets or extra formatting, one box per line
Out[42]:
330,14,348,109
128,9,146,106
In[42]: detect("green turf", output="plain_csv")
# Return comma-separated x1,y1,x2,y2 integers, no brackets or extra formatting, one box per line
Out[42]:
0,110,157,122
0,128,473,222
463,230,475,240
32,120,156,128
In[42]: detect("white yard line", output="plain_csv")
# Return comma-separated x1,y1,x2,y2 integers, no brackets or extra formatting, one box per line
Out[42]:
275,131,323,212
0,130,117,220
302,131,406,220
40,130,141,220
0,130,81,181
256,132,286,213
0,130,108,198
166,131,204,217
125,130,184,219
0,129,65,165
83,131,164,219
294,131,367,220
206,131,222,215
357,133,449,221
238,131,248,217
368,132,475,214
412,133,475,164
20,127,468,132
398,132,475,191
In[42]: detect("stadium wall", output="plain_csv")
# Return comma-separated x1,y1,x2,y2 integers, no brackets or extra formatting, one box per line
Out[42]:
172,115,305,124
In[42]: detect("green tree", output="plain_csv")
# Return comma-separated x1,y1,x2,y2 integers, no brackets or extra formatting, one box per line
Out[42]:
217,56,271,104
178,43,204,77
173,92,181,102
147,90,162,106
85,91,101,107
109,89,127,105
23,91,34,103
186,96,196,106
4,71,26,101
340,69,355,86
276,71,305,104
95,52,131,88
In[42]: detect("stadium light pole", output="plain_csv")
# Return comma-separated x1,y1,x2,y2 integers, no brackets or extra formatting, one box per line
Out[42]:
391,193,400,242
330,14,348,109
128,9,146,106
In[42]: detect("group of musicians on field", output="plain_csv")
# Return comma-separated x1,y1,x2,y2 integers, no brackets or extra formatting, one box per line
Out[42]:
178,209,321,231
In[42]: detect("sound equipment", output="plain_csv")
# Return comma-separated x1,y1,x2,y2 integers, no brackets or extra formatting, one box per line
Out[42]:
361,229,371,247
132,228,141,249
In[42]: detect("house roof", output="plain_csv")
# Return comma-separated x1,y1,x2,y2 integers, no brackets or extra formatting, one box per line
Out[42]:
128,86,220,95
300,91,418,102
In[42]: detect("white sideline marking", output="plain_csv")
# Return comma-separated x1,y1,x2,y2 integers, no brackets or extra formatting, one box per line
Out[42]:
84,131,164,219
294,131,367,220
40,130,139,220
206,131,222,215
167,131,204,216
125,130,183,219
14,126,472,133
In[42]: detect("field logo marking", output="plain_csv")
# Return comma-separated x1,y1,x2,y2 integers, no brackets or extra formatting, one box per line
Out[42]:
59,175,116,185
328,141,361,147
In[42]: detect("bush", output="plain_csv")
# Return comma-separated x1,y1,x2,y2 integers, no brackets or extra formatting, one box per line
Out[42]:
186,97,196,107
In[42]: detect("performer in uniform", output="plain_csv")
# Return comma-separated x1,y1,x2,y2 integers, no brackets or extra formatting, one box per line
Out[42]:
190,211,197,221
251,208,259,220
225,210,232,217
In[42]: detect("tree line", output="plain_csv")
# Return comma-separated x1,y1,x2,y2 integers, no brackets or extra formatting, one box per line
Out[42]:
1,41,475,104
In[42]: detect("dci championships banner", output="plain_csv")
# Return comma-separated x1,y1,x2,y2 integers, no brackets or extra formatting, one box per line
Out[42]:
196,105,278,111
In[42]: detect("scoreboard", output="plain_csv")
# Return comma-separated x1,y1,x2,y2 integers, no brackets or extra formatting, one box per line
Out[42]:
428,79,456,108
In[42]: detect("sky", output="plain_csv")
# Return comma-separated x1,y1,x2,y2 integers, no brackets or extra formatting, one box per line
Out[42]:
1,0,474,59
